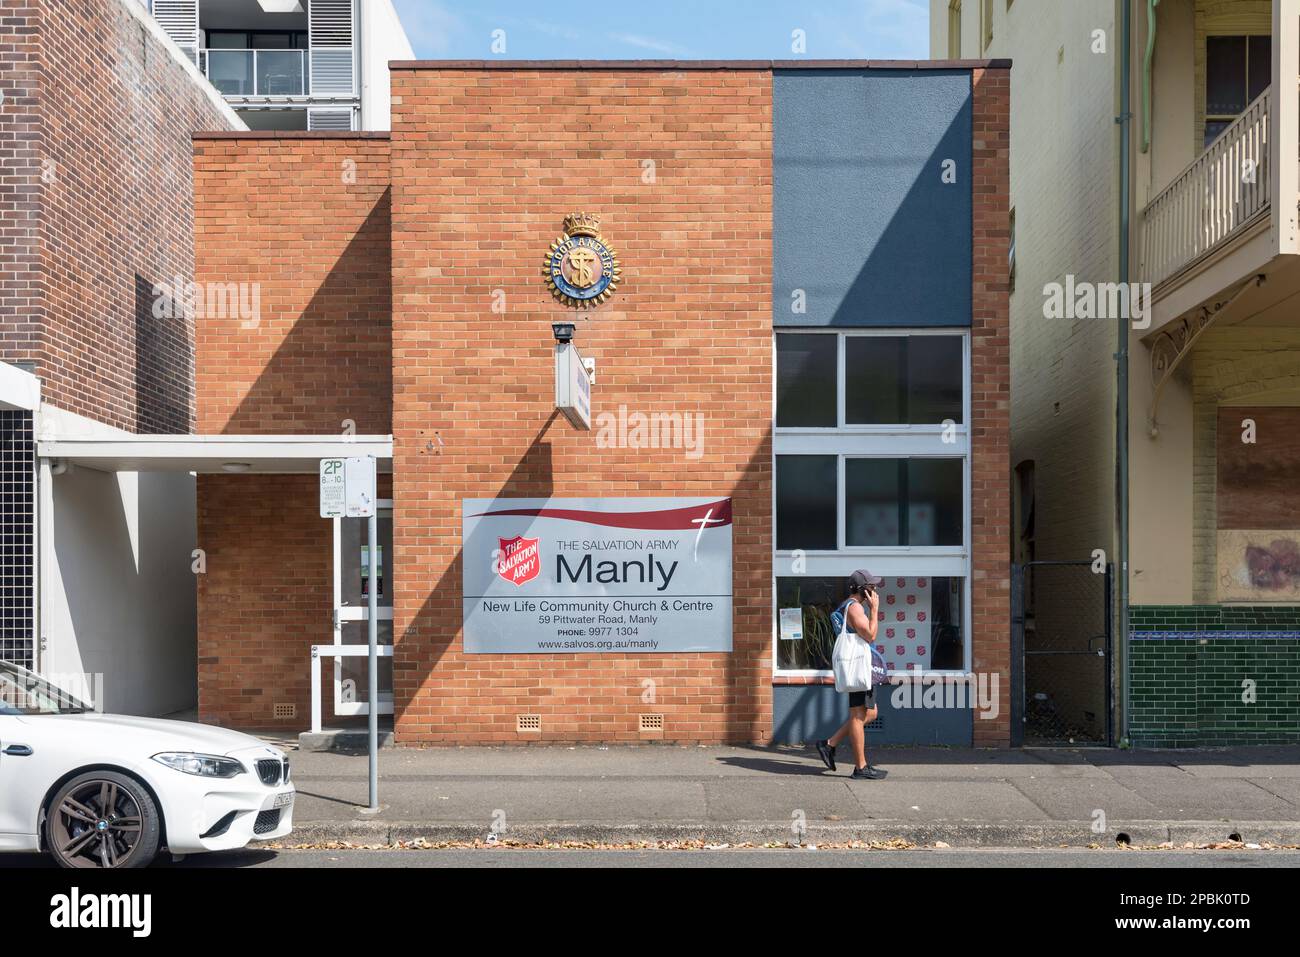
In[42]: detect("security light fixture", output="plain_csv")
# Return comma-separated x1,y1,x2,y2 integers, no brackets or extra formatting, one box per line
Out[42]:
552,322,576,344
221,462,251,473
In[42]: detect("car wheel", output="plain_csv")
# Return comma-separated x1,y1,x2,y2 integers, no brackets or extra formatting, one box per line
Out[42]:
46,771,162,869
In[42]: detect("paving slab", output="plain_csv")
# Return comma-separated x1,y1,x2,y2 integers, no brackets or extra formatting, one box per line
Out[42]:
1009,776,1164,822
275,743,1300,846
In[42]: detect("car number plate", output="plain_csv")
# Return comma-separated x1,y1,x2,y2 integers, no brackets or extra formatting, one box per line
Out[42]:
273,792,294,809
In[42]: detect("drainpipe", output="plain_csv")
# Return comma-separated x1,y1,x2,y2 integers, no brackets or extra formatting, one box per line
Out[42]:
1141,0,1158,152
1117,0,1134,745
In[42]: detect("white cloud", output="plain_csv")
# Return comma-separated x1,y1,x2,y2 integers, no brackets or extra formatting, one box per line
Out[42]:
607,32,692,57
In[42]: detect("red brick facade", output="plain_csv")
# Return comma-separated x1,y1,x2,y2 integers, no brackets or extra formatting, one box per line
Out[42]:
390,67,774,744
191,63,1012,745
0,0,236,433
192,134,392,436
195,473,393,728
970,67,1012,746
192,133,393,728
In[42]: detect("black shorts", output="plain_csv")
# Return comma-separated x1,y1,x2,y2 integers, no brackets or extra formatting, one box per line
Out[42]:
848,689,875,708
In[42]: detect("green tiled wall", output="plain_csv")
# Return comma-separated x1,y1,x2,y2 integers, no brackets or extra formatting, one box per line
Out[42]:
1130,606,1300,746
1130,604,1300,632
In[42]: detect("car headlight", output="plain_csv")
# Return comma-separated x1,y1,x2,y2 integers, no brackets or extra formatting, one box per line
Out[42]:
152,752,246,778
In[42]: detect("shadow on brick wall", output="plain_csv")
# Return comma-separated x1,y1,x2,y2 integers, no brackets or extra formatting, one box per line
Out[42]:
209,189,393,436
135,273,193,434
393,419,774,743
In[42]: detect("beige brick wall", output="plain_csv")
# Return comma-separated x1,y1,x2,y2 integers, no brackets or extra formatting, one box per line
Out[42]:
983,1,1120,568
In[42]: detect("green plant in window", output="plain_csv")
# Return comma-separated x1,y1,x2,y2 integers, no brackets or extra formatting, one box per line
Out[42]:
787,586,834,670
802,603,833,669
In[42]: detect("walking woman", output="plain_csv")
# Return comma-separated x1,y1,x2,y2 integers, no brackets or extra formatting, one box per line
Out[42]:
817,570,885,779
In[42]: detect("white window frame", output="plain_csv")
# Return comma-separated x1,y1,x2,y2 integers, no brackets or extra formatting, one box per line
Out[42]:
772,328,972,679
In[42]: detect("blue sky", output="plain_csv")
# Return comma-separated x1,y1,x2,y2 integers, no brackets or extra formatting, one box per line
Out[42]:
390,0,930,61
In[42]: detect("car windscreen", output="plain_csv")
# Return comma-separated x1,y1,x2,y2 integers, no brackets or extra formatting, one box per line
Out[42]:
0,661,92,714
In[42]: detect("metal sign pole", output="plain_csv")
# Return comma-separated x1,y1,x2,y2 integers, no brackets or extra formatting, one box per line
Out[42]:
367,497,379,810
322,454,380,810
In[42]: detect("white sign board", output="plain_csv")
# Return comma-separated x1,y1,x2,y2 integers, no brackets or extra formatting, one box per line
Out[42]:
462,497,733,653
344,456,377,518
320,456,377,519
779,607,804,641
319,458,346,518
554,342,592,430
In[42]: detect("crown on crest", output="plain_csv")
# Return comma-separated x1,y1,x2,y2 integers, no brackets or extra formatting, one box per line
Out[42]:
563,212,602,237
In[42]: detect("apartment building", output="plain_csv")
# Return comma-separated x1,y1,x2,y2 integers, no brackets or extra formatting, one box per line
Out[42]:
934,0,1300,745
146,0,413,130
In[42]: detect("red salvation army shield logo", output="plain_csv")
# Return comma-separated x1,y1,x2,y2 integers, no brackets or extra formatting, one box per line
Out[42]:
497,536,541,586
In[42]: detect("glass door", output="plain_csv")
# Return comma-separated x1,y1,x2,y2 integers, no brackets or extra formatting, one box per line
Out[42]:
332,501,393,716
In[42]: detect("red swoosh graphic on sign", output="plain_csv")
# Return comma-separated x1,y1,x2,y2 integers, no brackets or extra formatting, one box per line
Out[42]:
468,499,732,530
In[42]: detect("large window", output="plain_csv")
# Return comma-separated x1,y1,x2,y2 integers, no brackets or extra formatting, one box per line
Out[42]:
773,330,970,676
1204,35,1271,147
776,576,966,672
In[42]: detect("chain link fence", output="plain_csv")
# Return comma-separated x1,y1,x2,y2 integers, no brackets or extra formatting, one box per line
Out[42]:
1012,560,1113,745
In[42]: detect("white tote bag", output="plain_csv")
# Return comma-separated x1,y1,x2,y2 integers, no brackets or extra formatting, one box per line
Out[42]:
831,600,873,694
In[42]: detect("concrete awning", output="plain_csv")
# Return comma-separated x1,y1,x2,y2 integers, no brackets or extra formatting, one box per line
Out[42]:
35,434,394,474
0,362,40,412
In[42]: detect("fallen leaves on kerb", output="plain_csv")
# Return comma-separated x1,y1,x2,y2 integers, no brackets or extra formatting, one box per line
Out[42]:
264,837,919,852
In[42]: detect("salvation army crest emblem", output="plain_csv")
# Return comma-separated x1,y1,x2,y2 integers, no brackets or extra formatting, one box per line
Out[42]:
544,212,621,308
497,536,541,586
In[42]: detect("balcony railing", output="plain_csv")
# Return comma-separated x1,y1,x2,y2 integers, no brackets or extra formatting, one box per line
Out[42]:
201,49,306,97
1141,87,1272,288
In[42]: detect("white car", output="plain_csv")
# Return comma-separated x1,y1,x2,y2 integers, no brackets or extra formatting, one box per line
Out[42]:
0,659,294,868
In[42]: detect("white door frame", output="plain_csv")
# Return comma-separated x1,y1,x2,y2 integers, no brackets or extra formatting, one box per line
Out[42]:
331,498,394,717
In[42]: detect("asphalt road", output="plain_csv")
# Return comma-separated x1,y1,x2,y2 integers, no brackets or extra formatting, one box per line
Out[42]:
6,848,1300,868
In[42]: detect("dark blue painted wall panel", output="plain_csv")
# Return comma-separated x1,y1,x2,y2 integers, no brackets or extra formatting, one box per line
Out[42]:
772,683,973,746
773,69,972,327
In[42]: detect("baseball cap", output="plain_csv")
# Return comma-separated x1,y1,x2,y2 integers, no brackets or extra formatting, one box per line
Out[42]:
849,569,883,591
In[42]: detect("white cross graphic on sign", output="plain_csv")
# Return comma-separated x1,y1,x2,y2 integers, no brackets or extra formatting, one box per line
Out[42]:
691,508,725,562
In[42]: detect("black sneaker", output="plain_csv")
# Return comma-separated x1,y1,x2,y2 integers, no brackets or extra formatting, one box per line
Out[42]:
850,765,885,780
815,739,836,771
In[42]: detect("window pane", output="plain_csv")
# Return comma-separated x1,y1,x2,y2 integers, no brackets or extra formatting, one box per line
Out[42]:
251,32,292,49
775,576,846,670
906,459,964,545
875,575,966,672
845,337,903,423
845,458,963,546
257,50,305,95
1206,36,1247,115
907,337,964,424
1203,119,1231,148
775,575,965,672
1248,35,1271,103
845,336,963,425
776,455,837,549
207,32,248,49
776,334,836,427
206,50,254,95
845,458,902,546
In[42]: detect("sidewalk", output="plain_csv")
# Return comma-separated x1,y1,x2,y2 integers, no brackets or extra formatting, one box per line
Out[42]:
275,743,1300,848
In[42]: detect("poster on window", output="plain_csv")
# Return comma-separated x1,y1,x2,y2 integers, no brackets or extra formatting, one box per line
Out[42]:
874,576,932,672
